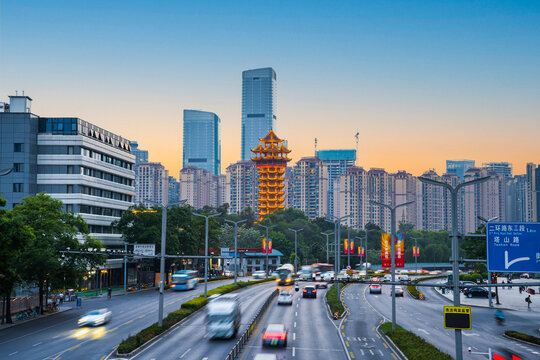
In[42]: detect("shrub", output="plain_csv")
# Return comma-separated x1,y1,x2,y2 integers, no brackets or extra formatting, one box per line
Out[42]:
326,284,345,316
505,330,540,346
380,322,453,360
181,297,208,311
407,285,420,299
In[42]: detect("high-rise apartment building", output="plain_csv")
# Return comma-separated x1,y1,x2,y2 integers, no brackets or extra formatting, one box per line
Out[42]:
225,161,258,214
316,149,356,218
130,141,149,164
483,162,513,180
391,171,417,227
0,95,135,246
168,176,180,204
241,67,277,161
441,172,462,232
416,170,445,231
134,162,169,208
183,110,221,175
525,163,538,222
446,160,475,180
334,166,368,228
366,168,392,231
292,157,328,219
179,167,225,209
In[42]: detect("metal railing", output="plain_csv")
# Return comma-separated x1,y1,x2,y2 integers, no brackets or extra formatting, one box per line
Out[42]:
225,288,279,360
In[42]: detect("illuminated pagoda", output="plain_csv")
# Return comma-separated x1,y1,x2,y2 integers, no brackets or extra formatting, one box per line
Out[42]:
251,129,291,219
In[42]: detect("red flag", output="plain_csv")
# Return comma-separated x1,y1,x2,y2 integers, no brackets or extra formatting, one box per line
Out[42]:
262,238,267,254
268,239,272,254
344,238,349,254
394,234,404,268
362,247,365,257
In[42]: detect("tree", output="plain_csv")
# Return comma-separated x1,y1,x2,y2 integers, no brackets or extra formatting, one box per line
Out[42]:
0,197,34,323
398,221,415,234
11,193,103,313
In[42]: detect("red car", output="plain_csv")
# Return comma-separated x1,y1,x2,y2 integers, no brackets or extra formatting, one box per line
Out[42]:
390,286,404,297
369,284,382,294
262,324,288,347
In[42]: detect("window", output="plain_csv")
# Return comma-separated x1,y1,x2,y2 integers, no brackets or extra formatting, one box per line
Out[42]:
13,183,23,192
67,146,74,155
66,204,73,212
14,143,23,152
67,165,74,174
13,163,23,172
67,185,74,193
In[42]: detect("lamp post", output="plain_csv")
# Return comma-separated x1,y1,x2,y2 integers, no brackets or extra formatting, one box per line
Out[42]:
409,237,420,275
370,200,415,331
418,176,489,360
225,219,246,285
325,214,351,294
123,242,135,295
358,229,378,272
321,232,334,264
0,168,13,177
478,216,498,308
288,228,303,274
193,212,221,297
257,224,276,279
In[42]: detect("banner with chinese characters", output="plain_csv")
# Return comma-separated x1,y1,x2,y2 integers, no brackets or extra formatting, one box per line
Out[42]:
268,239,272,254
262,238,267,254
381,234,391,268
362,247,365,257
358,246,362,256
395,233,404,268
344,238,349,254
350,239,354,253
416,247,420,257
413,246,416,257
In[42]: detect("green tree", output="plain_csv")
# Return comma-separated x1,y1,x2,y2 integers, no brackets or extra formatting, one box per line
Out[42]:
398,221,415,234
11,193,103,313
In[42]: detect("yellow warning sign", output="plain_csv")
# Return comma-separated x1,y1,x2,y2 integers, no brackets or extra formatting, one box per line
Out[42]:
443,306,471,330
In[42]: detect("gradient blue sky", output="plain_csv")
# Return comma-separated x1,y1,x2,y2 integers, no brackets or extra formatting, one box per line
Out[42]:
1,1,539,177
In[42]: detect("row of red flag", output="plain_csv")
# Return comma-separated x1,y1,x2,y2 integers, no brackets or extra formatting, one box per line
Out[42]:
261,238,272,254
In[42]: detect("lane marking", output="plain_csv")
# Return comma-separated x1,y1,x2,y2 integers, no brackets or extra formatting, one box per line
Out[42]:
350,351,355,358
125,320,134,325
179,348,191,358
295,311,298,317
9,352,18,356
376,334,381,339
417,328,430,335
108,327,119,333
33,342,42,347
346,341,350,347
69,344,81,351
292,347,296,356
100,356,106,360
294,322,296,328
342,332,345,337
379,350,384,356
138,315,145,318
293,333,296,340
392,353,398,360
369,350,374,355
383,343,389,349
360,349,364,356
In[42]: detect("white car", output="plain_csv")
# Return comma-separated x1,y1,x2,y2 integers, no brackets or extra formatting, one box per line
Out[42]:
253,270,266,279
277,290,293,305
323,272,335,282
78,308,112,327
399,274,409,281
383,274,392,282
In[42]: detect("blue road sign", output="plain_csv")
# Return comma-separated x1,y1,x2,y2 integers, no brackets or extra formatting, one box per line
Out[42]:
487,222,540,273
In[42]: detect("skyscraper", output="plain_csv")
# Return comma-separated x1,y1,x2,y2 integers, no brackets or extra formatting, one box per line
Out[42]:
182,110,221,175
292,157,328,219
134,162,169,208
130,141,149,164
225,160,258,214
446,160,475,180
241,67,277,161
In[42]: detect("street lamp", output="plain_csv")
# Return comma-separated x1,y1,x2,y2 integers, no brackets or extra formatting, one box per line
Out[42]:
321,231,334,264
418,176,489,360
358,229,379,272
257,223,276,279
325,214,351,294
288,228,303,274
370,200,415,331
409,237,420,275
225,219,246,285
193,212,221,297
477,215,498,307
143,199,186,327
0,168,13,176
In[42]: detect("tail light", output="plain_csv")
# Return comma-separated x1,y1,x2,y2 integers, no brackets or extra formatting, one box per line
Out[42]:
313,289,317,293
281,332,287,340
303,289,307,293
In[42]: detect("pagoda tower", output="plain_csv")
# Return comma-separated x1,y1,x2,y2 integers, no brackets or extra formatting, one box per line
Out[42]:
251,129,291,219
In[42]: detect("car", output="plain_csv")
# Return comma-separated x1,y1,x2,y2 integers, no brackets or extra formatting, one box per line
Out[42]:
253,270,266,279
78,308,112,327
270,271,279,278
370,277,381,283
303,285,317,298
369,284,382,294
277,290,293,305
460,281,478,292
390,286,404,297
323,272,334,282
375,269,385,274
223,270,233,277
315,281,327,289
262,323,287,347
520,273,531,279
429,270,441,275
463,287,496,298
383,274,392,282
398,274,409,281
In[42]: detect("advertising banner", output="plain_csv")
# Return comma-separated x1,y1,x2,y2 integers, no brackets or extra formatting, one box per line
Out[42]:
262,238,267,254
381,234,391,268
395,233,404,268
362,247,365,257
413,246,416,257
344,238,349,254
358,246,361,256
417,247,420,257
350,239,354,253
268,239,272,254
133,244,155,256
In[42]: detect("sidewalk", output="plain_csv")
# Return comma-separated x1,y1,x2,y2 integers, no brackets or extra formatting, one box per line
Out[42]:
433,278,540,311
0,305,72,332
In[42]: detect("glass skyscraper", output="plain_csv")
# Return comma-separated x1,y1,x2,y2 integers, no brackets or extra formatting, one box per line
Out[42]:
241,67,277,161
446,159,475,180
182,109,221,175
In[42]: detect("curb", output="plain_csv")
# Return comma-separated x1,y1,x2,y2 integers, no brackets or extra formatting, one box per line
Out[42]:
0,306,73,332
430,286,516,311
376,324,408,360
502,334,540,348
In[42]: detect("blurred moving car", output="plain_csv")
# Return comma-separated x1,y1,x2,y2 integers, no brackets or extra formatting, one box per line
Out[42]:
253,270,266,279
390,286,404,297
520,273,530,279
370,277,381,283
463,287,496,298
223,270,233,277
322,271,335,282
315,281,328,289
374,270,385,274
383,274,392,282
369,284,382,294
303,285,317,298
277,290,293,305
206,294,241,339
262,324,288,347
398,274,409,281
78,308,112,327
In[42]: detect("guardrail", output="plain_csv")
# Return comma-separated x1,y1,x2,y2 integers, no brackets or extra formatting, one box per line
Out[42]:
225,288,279,360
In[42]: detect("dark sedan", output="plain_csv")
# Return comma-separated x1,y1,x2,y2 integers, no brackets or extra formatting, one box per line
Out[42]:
463,287,496,298
303,285,317,298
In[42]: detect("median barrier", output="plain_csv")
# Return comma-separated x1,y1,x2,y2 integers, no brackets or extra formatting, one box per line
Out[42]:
224,288,279,360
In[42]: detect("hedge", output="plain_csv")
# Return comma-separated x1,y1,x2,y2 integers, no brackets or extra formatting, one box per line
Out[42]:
326,284,345,317
380,322,453,360
117,278,271,354
505,330,540,346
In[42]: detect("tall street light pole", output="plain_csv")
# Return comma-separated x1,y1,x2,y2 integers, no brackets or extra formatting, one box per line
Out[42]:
288,228,303,274
419,176,489,360
193,212,221,297
478,215,498,308
347,226,351,267
321,232,334,264
370,200,415,331
0,168,13,177
225,219,246,285
325,214,351,294
257,224,276,279
409,237,420,275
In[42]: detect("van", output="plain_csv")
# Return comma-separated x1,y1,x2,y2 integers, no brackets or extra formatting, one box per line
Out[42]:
206,294,240,339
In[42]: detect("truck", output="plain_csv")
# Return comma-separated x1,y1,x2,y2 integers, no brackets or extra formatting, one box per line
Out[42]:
299,265,312,281
276,264,294,286
206,294,240,339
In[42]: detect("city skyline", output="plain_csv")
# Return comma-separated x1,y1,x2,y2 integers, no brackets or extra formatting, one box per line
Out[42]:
1,1,539,178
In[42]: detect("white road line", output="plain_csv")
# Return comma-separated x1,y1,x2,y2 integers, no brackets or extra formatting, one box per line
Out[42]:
292,347,296,356
9,352,18,356
462,332,479,337
294,322,297,327
33,342,42,347
360,349,364,356
369,350,374,355
379,350,384,356
297,303,299,308
418,329,430,335
293,333,296,340
179,348,191,358
295,311,298,316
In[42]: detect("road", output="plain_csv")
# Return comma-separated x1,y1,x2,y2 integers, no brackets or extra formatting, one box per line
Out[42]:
132,280,277,360
352,282,540,360
239,283,347,360
0,278,250,360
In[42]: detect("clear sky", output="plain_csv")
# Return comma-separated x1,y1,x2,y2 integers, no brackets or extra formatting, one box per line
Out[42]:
1,1,539,177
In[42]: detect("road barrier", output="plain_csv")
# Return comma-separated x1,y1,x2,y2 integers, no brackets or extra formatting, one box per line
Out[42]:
224,288,279,360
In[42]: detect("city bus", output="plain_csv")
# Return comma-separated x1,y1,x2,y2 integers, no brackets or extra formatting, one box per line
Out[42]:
170,270,199,290
311,263,334,280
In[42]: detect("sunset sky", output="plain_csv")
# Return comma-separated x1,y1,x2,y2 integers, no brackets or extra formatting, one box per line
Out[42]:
1,1,539,177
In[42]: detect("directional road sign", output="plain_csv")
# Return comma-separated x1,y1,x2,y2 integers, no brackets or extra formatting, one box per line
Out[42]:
487,222,540,273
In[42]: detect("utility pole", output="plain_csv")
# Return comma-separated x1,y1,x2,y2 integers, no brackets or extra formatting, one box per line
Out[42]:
321,232,334,264
225,219,246,285
288,228,303,274
410,237,420,275
418,176,489,360
325,214,351,294
477,216,498,308
370,200,415,330
193,212,221,297
257,223,276,279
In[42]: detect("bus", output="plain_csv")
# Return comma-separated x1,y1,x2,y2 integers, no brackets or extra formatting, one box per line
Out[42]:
170,270,199,290
311,263,334,280
276,264,294,286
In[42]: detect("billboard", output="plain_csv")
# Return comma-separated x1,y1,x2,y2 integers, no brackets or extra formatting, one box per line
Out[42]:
381,234,391,268
133,244,155,257
395,234,404,268
487,222,540,273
